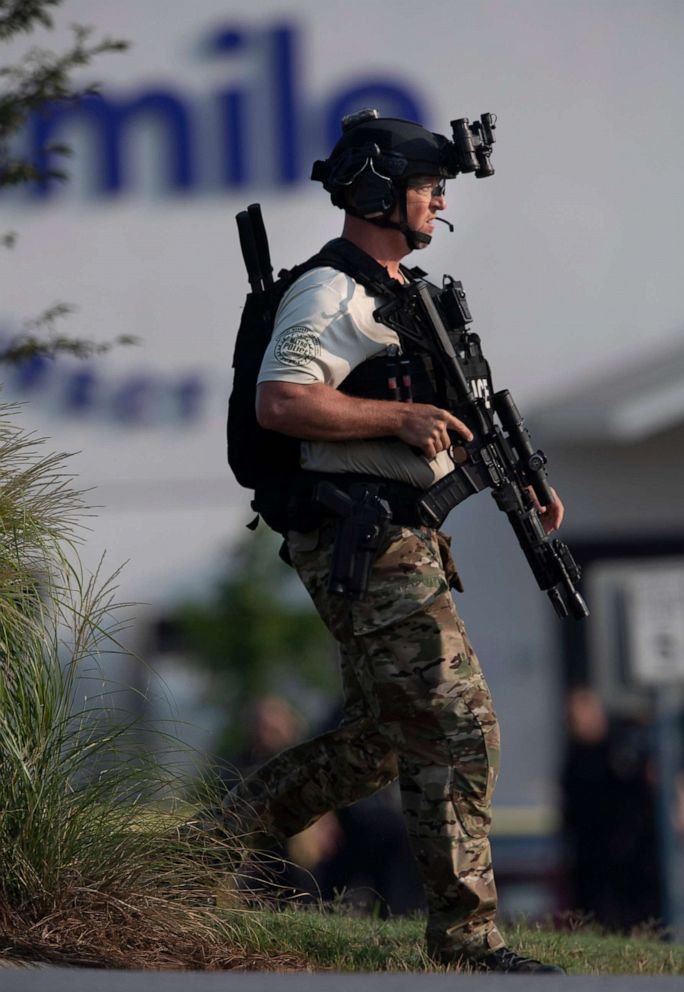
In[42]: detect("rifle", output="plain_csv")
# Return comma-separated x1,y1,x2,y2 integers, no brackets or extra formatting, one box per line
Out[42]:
374,277,589,621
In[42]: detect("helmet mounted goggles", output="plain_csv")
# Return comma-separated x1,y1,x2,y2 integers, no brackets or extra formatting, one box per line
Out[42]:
311,108,496,249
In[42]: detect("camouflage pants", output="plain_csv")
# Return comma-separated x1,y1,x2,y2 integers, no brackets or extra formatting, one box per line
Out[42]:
227,521,504,960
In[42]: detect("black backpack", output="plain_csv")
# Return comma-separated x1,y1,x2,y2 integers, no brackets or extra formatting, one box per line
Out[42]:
227,271,299,495
227,205,399,534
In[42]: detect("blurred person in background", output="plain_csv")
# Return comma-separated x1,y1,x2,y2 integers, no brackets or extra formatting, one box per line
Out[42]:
561,686,661,930
227,695,343,901
231,697,426,915
311,703,425,917
230,695,305,773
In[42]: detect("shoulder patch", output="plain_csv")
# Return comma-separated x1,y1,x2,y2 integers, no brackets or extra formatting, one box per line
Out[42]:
274,325,321,368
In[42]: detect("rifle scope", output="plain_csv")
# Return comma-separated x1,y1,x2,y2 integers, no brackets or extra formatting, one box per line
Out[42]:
494,389,554,508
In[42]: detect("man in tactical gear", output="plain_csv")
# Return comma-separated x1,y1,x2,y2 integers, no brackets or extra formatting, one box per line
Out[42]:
226,111,566,974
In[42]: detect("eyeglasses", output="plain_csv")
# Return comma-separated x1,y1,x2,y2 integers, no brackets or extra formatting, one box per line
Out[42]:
407,177,447,198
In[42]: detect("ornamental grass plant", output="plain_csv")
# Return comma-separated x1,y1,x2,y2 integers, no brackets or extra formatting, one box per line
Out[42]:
0,404,302,970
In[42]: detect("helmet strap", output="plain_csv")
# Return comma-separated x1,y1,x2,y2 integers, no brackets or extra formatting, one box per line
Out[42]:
357,185,432,251
395,188,432,250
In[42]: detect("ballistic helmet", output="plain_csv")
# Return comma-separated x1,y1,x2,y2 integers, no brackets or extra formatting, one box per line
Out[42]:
311,108,496,249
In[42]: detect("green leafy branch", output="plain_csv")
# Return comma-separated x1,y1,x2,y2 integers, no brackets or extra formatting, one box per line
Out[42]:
1,17,128,189
0,0,131,363
0,303,139,364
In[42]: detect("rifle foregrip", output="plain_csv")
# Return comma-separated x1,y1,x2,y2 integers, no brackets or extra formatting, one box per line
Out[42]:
509,512,589,620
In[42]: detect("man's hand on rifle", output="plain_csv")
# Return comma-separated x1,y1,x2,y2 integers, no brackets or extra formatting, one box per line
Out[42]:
396,405,473,461
257,384,473,462
528,485,564,534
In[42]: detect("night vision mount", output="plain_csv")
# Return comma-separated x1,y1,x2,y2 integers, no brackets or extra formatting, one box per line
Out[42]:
338,108,497,179
449,113,497,178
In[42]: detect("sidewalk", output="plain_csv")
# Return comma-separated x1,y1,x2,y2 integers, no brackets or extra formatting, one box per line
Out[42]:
1,966,682,992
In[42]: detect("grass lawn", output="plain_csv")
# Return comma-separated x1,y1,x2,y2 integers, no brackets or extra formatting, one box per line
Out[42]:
234,907,684,975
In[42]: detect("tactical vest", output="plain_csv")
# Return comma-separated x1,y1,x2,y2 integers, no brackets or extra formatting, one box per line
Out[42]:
228,238,492,535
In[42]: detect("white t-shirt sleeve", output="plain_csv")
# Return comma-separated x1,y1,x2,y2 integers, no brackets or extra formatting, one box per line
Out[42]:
255,265,457,488
257,267,397,387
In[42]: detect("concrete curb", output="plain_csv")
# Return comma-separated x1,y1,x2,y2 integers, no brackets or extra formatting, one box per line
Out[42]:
0,967,682,992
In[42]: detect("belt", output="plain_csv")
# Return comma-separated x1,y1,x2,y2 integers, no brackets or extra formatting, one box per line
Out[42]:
289,467,488,531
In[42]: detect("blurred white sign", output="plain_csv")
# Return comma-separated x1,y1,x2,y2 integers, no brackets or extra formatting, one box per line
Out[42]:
626,568,684,685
